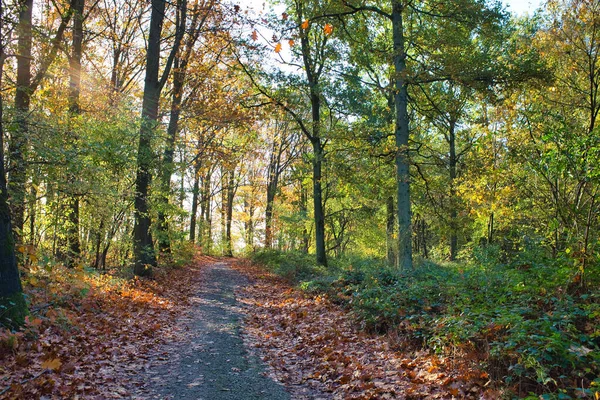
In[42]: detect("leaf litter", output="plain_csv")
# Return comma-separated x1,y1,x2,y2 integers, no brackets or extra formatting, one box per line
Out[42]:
234,260,502,399
0,255,220,399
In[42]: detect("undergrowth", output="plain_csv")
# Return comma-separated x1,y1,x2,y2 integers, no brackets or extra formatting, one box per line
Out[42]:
251,249,600,399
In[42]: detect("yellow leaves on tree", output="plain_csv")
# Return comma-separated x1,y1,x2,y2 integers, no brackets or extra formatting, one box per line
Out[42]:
274,42,282,53
323,23,334,36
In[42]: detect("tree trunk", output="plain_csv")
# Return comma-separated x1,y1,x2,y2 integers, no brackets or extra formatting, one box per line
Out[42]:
265,139,282,249
93,219,104,269
157,58,184,254
65,0,85,268
189,162,201,242
28,173,37,246
10,0,34,243
386,196,395,267
300,182,309,253
0,4,28,326
421,218,428,258
487,212,494,245
448,121,457,261
225,171,235,257
312,138,326,266
265,185,276,248
392,1,413,270
220,169,227,254
200,168,213,253
133,0,166,276
244,192,254,251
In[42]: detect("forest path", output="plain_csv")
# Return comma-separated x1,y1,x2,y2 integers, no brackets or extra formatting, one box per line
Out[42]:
132,260,293,400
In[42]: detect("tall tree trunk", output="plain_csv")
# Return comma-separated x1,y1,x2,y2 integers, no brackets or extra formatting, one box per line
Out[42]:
65,0,85,268
421,218,428,258
386,196,395,267
265,185,276,248
300,182,309,253
312,137,326,266
220,169,227,254
448,121,457,261
200,168,213,253
28,172,37,246
93,219,104,269
0,3,28,326
133,0,166,276
189,162,201,242
487,212,494,245
157,59,183,254
392,1,413,270
296,0,327,266
265,139,282,249
225,170,235,257
10,0,34,243
244,192,254,251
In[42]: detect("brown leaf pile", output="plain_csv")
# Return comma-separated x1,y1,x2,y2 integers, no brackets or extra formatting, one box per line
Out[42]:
235,260,503,399
0,255,219,399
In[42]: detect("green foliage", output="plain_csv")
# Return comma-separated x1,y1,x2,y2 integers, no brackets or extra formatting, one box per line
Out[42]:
0,292,29,329
167,241,198,268
255,249,600,397
251,250,330,283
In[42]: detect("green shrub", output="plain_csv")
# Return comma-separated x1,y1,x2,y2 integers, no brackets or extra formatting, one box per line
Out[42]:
250,248,600,397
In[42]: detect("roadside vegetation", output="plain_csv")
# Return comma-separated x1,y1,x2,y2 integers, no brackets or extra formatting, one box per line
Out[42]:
252,249,600,398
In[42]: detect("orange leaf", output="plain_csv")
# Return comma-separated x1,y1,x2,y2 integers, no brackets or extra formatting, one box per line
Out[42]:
42,358,62,371
288,39,295,47
274,42,282,53
282,12,288,20
25,316,42,327
301,20,309,30
251,30,258,41
324,23,333,35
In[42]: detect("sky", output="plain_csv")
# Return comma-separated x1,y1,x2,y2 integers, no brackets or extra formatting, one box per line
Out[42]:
246,0,545,16
503,0,544,15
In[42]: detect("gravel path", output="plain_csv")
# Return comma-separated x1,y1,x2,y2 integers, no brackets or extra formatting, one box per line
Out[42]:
133,261,290,400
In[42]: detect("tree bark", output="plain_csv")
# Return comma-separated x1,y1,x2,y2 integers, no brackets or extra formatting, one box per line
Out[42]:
156,56,184,253
10,0,34,243
0,3,28,326
386,196,395,267
244,192,254,250
133,0,166,276
65,0,85,267
265,185,276,248
296,0,327,266
392,1,413,270
448,121,457,261
200,168,213,253
312,137,326,266
189,162,201,242
300,182,309,253
225,170,235,257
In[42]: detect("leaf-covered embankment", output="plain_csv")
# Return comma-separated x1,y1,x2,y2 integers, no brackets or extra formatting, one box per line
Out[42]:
0,256,219,399
235,259,494,399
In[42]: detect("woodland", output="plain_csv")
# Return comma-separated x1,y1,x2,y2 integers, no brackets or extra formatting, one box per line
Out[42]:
0,0,599,398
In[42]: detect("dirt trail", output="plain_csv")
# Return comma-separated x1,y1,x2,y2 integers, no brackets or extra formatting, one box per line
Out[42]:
132,260,294,400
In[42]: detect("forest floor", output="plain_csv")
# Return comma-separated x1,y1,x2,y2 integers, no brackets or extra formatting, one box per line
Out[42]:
1,256,495,399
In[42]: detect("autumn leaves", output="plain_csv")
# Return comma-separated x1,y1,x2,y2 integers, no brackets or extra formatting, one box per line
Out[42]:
251,13,334,54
